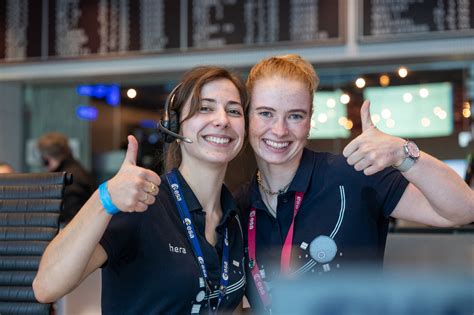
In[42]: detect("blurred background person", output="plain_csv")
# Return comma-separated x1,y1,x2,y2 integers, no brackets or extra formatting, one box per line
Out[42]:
38,132,96,225
0,162,14,174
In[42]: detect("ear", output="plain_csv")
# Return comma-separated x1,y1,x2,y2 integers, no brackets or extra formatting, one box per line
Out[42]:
163,110,180,143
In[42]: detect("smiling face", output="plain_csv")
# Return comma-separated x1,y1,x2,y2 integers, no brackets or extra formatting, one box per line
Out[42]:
179,78,245,168
249,75,312,168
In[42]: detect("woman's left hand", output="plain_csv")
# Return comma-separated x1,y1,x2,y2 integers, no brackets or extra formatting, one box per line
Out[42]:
342,100,406,175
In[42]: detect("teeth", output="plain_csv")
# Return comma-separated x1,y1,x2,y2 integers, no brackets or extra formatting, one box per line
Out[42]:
264,139,289,149
204,136,230,144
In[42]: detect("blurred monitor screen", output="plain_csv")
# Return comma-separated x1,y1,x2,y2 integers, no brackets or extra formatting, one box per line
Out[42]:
309,90,350,139
363,83,453,138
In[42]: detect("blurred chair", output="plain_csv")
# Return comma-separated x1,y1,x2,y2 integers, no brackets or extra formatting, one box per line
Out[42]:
0,172,71,315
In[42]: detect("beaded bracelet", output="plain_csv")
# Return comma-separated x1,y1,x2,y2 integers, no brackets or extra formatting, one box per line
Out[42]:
99,181,120,215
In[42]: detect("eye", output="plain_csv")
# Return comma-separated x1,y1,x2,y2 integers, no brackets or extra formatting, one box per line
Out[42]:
288,113,305,120
258,111,273,118
199,105,212,113
227,108,243,117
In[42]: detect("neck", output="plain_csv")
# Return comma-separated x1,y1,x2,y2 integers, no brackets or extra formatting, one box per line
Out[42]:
178,160,226,215
256,150,303,194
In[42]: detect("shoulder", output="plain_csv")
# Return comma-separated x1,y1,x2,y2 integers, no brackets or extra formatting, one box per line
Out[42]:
312,149,406,189
304,149,354,175
64,159,95,185
303,149,375,191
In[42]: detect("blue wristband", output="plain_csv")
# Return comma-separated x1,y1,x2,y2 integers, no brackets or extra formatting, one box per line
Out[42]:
99,181,120,215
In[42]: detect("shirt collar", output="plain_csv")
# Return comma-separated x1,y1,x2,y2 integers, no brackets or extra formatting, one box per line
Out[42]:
249,174,266,210
249,148,316,209
217,186,239,229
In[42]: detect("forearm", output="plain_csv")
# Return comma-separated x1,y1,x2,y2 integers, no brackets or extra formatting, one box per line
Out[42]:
402,152,474,224
33,190,111,302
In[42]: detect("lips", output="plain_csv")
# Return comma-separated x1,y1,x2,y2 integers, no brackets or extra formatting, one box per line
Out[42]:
263,139,290,149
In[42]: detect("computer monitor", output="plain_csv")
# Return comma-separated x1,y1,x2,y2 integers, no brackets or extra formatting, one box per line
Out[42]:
363,83,453,138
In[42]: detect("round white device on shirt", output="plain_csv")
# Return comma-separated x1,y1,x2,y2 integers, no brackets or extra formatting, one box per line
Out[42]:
309,235,337,263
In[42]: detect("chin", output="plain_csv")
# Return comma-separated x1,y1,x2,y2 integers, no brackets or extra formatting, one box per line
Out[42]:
257,155,286,165
203,154,236,165
258,150,299,166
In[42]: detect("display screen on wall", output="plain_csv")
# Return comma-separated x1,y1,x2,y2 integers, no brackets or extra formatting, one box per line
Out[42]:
360,0,474,42
0,0,344,62
308,90,350,139
363,83,453,138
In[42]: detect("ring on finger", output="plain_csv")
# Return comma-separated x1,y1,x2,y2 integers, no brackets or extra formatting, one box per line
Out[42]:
149,182,157,194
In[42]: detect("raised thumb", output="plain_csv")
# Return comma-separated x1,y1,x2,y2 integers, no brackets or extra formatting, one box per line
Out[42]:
123,135,138,166
360,100,374,132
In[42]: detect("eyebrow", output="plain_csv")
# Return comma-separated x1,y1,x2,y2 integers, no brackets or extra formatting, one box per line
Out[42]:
254,106,308,114
254,106,275,112
289,109,309,115
201,98,242,106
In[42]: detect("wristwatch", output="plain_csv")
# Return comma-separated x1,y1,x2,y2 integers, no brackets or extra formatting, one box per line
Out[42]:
392,140,420,172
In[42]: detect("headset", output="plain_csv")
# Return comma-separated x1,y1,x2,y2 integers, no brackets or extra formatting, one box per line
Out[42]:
157,83,193,143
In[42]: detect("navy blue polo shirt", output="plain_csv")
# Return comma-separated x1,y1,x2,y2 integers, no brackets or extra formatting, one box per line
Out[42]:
243,148,409,311
100,169,246,314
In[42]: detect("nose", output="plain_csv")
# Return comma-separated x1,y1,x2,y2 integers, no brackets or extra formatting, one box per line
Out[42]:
272,117,289,137
213,107,229,128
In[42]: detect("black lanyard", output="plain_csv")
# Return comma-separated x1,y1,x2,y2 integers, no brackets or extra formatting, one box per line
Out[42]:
167,170,230,313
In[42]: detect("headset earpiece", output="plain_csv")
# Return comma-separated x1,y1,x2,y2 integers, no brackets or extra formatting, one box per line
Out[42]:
158,83,192,143
163,110,179,143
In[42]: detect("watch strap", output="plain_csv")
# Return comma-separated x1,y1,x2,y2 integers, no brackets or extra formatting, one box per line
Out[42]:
394,156,415,172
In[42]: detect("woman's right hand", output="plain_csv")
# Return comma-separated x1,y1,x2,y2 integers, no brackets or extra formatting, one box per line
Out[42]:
106,135,161,213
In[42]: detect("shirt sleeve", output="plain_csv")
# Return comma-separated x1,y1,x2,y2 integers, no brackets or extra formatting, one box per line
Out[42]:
99,211,143,268
368,167,409,218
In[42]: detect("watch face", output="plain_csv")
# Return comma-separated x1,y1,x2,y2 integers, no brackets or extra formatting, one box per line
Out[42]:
406,141,420,158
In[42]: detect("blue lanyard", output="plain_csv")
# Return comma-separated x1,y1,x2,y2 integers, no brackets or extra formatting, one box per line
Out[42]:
167,170,230,310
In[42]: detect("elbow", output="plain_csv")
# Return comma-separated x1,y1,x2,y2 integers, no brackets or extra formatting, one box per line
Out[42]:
453,200,474,226
441,212,474,228
32,276,57,304
434,198,474,227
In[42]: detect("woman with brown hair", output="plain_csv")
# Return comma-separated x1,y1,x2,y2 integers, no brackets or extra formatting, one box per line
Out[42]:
33,66,249,314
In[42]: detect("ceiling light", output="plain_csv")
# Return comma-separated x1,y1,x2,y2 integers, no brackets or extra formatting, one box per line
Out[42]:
355,78,366,88
340,94,350,105
379,74,390,87
127,88,137,99
398,67,408,78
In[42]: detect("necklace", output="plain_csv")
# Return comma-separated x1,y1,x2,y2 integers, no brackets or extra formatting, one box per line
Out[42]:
256,170,291,196
262,191,277,218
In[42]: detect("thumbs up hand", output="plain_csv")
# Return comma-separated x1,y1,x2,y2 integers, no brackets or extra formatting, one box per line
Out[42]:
342,100,405,175
105,135,161,213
